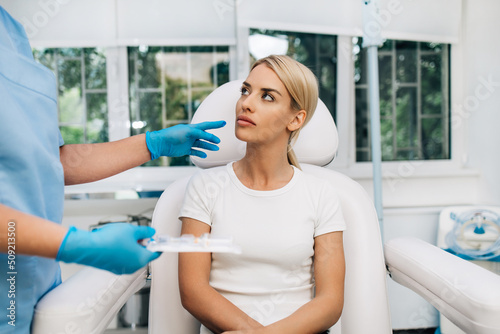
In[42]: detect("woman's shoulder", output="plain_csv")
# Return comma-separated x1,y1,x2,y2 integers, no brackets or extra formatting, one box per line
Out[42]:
298,168,327,186
188,164,231,186
298,168,340,196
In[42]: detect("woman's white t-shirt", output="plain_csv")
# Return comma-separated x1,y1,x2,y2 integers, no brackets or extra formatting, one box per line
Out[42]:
179,162,346,333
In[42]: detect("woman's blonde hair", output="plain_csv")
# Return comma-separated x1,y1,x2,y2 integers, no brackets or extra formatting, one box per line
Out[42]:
251,55,319,169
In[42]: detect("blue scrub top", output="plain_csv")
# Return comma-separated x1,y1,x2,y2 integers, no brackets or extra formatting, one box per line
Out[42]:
0,6,65,333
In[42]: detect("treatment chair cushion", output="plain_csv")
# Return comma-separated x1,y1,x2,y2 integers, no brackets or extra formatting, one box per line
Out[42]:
385,237,500,333
32,267,147,334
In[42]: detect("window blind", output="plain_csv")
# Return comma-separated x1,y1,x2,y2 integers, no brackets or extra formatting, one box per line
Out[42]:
0,0,461,47
237,0,462,44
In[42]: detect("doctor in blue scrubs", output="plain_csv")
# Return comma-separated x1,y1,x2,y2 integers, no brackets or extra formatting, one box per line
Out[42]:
0,6,225,333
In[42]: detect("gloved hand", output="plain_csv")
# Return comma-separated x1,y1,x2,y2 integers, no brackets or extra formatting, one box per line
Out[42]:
56,223,161,275
145,120,226,160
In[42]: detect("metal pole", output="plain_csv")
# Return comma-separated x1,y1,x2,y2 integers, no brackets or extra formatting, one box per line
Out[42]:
362,0,384,241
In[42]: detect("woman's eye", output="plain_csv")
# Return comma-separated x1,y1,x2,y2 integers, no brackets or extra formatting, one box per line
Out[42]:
262,93,274,101
240,87,249,95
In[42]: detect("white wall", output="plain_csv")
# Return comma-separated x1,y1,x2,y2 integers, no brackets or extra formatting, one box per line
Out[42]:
462,0,500,205
384,207,442,329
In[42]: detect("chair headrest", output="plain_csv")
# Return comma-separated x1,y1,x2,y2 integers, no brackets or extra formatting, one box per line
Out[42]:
191,80,338,168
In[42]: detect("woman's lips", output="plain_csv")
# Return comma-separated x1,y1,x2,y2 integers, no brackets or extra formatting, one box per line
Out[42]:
237,115,256,126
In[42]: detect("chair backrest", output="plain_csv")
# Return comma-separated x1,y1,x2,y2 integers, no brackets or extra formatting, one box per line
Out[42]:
149,80,391,334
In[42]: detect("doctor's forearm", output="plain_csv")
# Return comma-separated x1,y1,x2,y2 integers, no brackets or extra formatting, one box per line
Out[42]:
0,204,67,258
60,134,151,185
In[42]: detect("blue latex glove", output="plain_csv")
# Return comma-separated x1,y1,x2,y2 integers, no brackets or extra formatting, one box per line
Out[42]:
56,223,161,275
145,120,226,160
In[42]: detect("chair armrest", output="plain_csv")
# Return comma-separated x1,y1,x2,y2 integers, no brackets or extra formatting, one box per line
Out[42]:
385,237,500,334
32,266,147,334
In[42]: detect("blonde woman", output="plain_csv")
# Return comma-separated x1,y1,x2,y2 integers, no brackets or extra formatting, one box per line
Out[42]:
178,55,346,334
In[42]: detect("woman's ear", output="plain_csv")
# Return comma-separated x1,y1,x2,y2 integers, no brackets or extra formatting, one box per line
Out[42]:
288,110,307,132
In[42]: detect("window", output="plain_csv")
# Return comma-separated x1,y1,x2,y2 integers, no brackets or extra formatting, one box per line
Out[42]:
249,29,337,121
127,46,230,166
354,39,450,162
33,48,108,144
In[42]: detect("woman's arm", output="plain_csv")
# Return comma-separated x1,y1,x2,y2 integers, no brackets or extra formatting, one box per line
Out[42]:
225,231,345,334
179,217,264,333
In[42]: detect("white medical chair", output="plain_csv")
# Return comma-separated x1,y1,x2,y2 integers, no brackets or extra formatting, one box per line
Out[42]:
32,80,500,334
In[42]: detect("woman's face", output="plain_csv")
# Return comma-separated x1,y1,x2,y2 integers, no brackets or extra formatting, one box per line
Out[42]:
235,64,303,145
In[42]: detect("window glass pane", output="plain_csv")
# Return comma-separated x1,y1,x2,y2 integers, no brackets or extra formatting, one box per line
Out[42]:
379,39,393,51
397,148,418,161
379,55,392,118
161,47,188,88
396,87,418,149
32,48,56,71
191,89,213,117
136,92,162,134
33,47,108,145
58,86,83,124
318,58,336,119
353,38,367,85
85,48,107,90
396,41,417,83
60,125,84,144
128,45,231,167
165,86,188,121
421,42,443,52
319,34,336,54
422,118,444,159
380,117,394,160
58,58,82,92
214,48,230,86
137,46,162,88
131,91,162,166
355,88,369,159
57,57,84,125
58,48,81,58
249,29,337,121
356,150,370,162
421,54,443,115
354,39,450,162
190,46,212,53
86,93,108,143
191,47,216,89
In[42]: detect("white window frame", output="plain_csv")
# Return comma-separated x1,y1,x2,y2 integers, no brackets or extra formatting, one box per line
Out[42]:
330,36,479,208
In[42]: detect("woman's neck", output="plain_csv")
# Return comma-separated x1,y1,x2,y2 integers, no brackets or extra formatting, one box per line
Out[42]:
233,143,294,191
